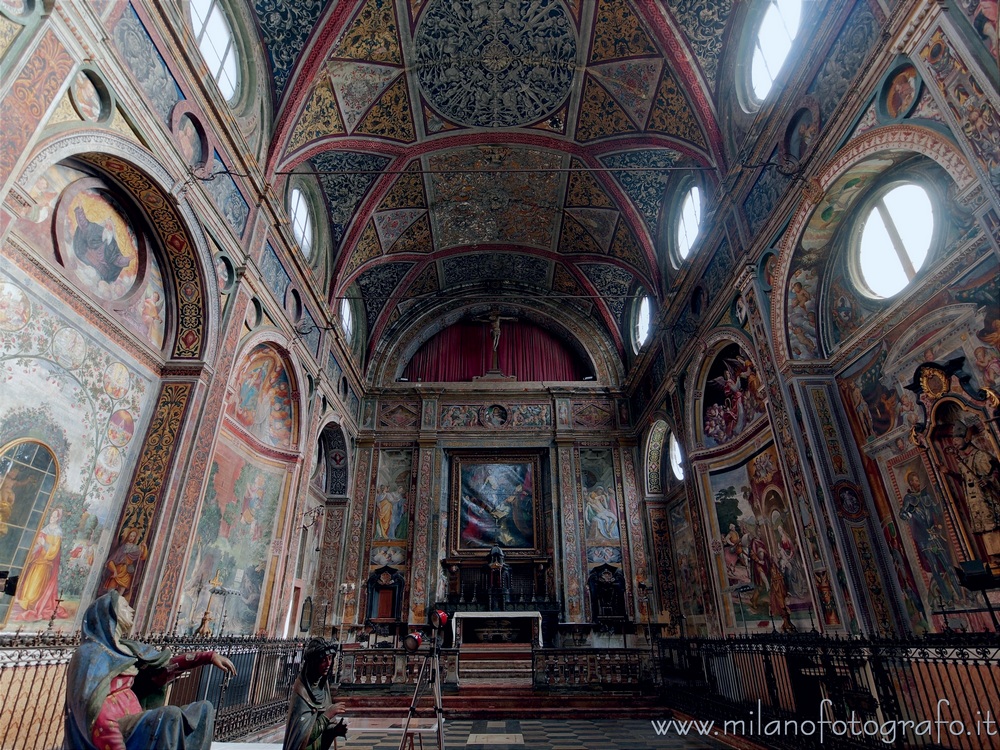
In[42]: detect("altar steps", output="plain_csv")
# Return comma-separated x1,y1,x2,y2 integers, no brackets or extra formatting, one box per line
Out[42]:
458,644,534,687
341,689,666,719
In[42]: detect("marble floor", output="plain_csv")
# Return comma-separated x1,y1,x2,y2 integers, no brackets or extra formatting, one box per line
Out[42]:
214,718,728,749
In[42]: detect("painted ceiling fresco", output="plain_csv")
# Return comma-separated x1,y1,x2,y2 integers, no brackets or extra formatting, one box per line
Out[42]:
256,0,731,357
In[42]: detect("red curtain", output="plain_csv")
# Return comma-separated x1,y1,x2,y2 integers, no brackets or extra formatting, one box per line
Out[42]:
402,321,587,382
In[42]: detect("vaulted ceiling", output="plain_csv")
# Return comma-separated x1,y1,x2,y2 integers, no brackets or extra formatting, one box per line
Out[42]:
252,0,733,368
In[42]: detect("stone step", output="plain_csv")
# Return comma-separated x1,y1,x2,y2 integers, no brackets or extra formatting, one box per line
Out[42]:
340,689,664,719
459,676,534,688
460,675,532,683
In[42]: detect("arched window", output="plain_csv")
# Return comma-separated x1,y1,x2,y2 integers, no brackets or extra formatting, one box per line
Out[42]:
668,432,685,481
289,187,314,259
339,296,354,342
675,185,702,264
855,183,934,299
189,0,240,101
749,0,802,104
634,296,653,352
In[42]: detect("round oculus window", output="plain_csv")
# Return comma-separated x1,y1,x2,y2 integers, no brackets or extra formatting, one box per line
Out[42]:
857,183,933,298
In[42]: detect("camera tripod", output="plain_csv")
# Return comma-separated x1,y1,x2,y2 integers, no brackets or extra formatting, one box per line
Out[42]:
397,636,445,750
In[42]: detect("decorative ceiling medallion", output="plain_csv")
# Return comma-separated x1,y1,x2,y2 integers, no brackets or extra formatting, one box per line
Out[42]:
414,0,577,128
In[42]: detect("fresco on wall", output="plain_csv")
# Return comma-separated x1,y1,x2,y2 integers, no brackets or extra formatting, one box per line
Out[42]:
883,65,919,120
27,163,87,224
179,435,285,635
704,442,812,633
956,0,999,59
27,166,168,351
1,443,61,623
176,114,204,168
835,257,1000,631
59,184,141,299
579,448,622,570
669,501,706,623
921,28,1000,189
310,439,327,491
0,0,28,14
645,421,666,495
228,344,296,449
0,271,153,631
782,104,819,167
701,343,766,447
838,257,1000,444
70,71,105,122
885,452,980,631
369,449,412,567
784,155,902,360
112,3,183,124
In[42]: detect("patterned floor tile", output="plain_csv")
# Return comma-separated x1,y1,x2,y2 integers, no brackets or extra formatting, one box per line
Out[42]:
309,719,729,749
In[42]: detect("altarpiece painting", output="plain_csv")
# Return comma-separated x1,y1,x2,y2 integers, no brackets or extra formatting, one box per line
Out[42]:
452,453,542,554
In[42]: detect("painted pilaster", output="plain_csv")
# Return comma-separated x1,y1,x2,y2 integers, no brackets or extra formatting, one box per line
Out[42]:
738,268,853,633
146,287,250,632
619,443,651,622
556,441,584,622
798,379,910,635
408,443,435,625
341,442,373,628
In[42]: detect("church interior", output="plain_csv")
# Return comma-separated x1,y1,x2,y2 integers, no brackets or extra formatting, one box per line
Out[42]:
1,0,999,747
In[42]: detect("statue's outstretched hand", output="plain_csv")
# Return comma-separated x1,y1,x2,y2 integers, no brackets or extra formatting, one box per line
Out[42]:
324,701,347,719
211,653,237,676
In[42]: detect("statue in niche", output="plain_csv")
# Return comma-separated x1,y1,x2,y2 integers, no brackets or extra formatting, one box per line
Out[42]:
588,564,627,623
934,416,1000,565
909,360,1000,568
66,591,236,750
283,638,347,750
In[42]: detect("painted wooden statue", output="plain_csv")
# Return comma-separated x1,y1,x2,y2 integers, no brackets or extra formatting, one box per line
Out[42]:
65,591,236,750
283,638,347,750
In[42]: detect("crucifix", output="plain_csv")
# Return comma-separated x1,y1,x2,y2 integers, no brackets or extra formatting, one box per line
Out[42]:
474,306,517,373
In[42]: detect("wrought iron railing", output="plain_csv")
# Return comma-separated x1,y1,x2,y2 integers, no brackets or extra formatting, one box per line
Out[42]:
0,632,77,750
151,634,304,741
656,633,1000,750
7,629,995,748
0,633,303,750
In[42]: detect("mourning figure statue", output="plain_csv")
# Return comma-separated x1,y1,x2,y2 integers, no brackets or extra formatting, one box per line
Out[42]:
66,591,237,750
283,638,347,750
